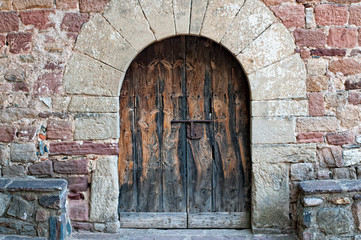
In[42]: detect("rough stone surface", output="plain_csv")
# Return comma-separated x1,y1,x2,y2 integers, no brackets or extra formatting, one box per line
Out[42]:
90,156,119,222
294,28,326,47
69,200,88,221
336,105,361,128
2,165,26,177
6,179,67,192
189,0,207,34
291,163,315,181
64,53,123,97
103,0,155,51
0,193,11,216
13,0,53,10
238,23,295,74
309,92,325,116
297,132,324,143
327,27,357,48
6,32,32,54
69,96,118,113
314,4,348,26
39,195,61,209
329,59,361,76
201,0,243,42
345,79,361,90
34,73,62,96
300,181,342,194
326,131,353,145
79,0,108,13
248,54,306,100
10,143,37,163
74,114,119,140
56,0,78,10
53,159,88,174
344,149,361,167
252,117,295,144
303,197,323,207
318,146,344,168
222,0,276,55
296,117,338,132
68,176,88,192
0,127,16,143
19,10,54,30
173,0,191,34
353,201,361,230
7,196,34,221
76,14,137,71
0,12,19,33
307,58,328,76
317,208,352,235
49,142,119,156
0,0,11,10
72,221,93,231
350,5,361,26
270,5,304,28
47,119,72,140
252,100,307,117
349,92,361,105
28,160,53,176
0,145,7,165
61,12,89,32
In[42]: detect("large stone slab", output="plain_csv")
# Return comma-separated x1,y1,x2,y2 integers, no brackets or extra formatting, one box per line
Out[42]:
252,163,290,229
248,54,306,101
139,0,175,40
252,143,316,163
69,96,118,113
74,113,119,140
103,0,155,51
252,100,308,117
174,0,191,34
76,14,137,71
201,0,243,42
10,143,37,163
221,0,277,55
238,23,296,74
252,117,296,144
64,53,124,97
189,0,208,34
90,156,119,222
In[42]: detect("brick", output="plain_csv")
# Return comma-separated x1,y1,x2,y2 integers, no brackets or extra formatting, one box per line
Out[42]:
0,0,11,10
53,159,88,174
306,76,329,92
309,92,325,116
294,28,326,47
61,13,89,32
310,48,346,56
69,200,88,221
13,0,53,10
6,32,32,54
297,132,324,143
350,5,361,25
326,131,353,145
47,120,72,140
79,0,108,13
19,10,54,30
0,12,19,33
33,73,62,96
270,5,304,28
329,59,361,76
349,92,361,105
327,28,357,48
315,4,348,26
68,176,88,192
28,160,53,176
345,79,361,90
49,142,119,156
56,0,78,10
0,126,16,142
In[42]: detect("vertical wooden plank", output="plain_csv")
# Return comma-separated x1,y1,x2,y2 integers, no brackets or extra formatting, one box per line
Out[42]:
186,36,213,213
161,36,187,212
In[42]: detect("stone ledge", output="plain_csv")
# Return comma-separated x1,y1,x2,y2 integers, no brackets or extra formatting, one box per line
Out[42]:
300,180,361,195
2,179,67,192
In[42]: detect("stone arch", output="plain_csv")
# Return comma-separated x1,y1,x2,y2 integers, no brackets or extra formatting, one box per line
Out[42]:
63,0,307,232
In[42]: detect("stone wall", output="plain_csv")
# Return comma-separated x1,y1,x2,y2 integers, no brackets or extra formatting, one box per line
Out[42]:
0,0,359,235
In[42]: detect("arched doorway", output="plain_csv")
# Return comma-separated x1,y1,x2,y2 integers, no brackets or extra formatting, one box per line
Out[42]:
118,36,251,229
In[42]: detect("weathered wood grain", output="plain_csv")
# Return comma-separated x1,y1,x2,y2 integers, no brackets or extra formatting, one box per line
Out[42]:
119,212,187,228
188,212,250,228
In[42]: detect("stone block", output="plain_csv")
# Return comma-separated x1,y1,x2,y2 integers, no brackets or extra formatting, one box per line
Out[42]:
303,197,323,207
326,131,353,146
47,120,72,140
68,176,88,192
10,143,37,163
39,195,62,209
248,54,306,101
52,97,71,112
252,143,316,164
349,92,361,105
252,100,307,117
103,0,155,51
6,179,67,192
296,117,338,132
315,4,348,26
294,28,326,48
173,0,191,34
7,196,34,221
189,0,207,34
17,127,37,141
69,200,88,221
61,12,89,32
28,160,53,176
328,27,357,48
34,73,62,96
270,5,304,28
138,0,175,40
36,210,48,222
74,113,119,140
105,221,120,233
2,165,26,177
291,163,315,181
6,32,32,54
344,149,361,167
297,132,324,143
0,145,8,165
64,53,123,97
0,193,11,216
221,0,276,55
19,10,54,30
252,117,295,144
345,79,361,90
299,180,342,195
0,0,11,10
238,23,295,74
329,59,361,76
56,0,78,10
350,5,361,26
54,159,88,174
76,14,137,71
0,126,15,143
69,96,118,113
90,156,119,222
310,48,346,57
201,0,243,42
93,223,105,232
252,163,290,229
0,12,19,33
79,0,108,12
0,217,36,235
353,202,361,230
317,208,352,235
307,58,328,76
72,221,93,230
309,92,325,117
336,105,361,129
13,0,53,10
49,142,119,156
318,146,343,168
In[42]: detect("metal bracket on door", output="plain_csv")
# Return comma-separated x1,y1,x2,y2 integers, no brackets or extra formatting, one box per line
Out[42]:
171,119,212,140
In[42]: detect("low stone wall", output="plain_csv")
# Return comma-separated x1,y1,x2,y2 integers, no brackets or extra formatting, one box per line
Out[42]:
298,180,361,239
0,178,70,239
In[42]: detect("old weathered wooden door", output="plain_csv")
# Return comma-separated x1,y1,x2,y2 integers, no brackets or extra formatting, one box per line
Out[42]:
118,36,250,229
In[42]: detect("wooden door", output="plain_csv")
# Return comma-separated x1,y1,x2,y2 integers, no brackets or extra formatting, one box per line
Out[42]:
118,36,251,229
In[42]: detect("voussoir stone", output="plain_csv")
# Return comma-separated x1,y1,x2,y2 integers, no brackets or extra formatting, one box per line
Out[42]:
10,143,37,163
76,14,137,71
201,0,243,43
248,54,306,101
90,156,119,222
252,117,296,144
221,0,277,55
138,0,175,40
64,53,123,97
252,143,316,163
252,100,308,117
103,0,155,51
189,0,208,34
252,163,290,228
238,23,295,74
74,113,119,140
69,96,118,113
173,0,191,34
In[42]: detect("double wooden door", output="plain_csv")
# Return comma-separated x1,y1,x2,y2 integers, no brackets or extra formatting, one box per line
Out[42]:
118,36,250,229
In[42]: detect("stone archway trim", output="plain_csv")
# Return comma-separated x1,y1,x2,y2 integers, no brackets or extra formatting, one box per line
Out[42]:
63,0,311,232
